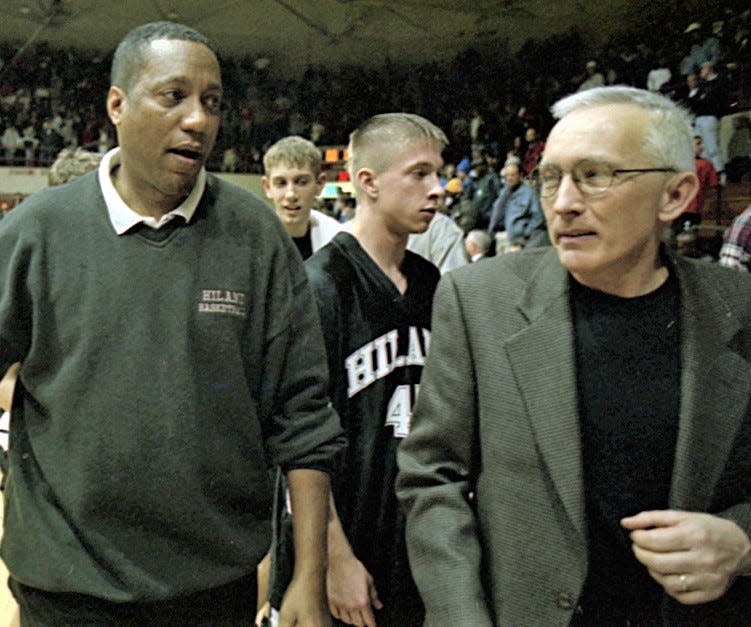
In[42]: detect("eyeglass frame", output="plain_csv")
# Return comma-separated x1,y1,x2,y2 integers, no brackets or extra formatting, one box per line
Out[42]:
537,160,678,198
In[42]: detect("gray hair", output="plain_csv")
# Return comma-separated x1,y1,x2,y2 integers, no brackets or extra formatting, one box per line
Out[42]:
465,229,491,252
550,86,695,173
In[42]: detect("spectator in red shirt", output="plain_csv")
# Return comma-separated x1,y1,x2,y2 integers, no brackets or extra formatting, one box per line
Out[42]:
522,127,545,177
673,135,718,234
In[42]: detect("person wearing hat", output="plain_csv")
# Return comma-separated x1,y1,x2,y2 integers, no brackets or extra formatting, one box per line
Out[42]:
682,21,721,76
446,176,479,234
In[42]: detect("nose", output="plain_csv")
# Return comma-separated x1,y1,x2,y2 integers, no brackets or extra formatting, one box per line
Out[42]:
428,173,445,200
284,182,298,199
549,172,584,215
181,96,209,133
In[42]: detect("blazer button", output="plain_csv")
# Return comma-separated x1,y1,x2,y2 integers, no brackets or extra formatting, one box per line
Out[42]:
555,592,574,610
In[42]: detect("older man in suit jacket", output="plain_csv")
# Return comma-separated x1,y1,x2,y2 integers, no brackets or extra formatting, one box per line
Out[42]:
397,86,751,626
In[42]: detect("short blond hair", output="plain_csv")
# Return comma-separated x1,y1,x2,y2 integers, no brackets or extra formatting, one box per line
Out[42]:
348,113,448,182
48,148,102,186
263,136,322,176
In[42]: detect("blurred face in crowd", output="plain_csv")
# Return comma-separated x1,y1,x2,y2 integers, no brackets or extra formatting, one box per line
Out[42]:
362,138,444,237
694,137,704,157
262,163,326,237
107,38,222,216
504,163,522,187
540,104,691,294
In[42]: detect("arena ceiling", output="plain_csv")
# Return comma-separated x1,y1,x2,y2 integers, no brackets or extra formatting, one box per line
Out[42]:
2,0,643,75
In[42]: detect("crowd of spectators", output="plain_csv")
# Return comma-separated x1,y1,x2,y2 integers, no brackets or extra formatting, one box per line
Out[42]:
0,5,749,177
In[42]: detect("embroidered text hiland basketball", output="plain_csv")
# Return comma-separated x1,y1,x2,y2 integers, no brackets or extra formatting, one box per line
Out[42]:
198,289,247,317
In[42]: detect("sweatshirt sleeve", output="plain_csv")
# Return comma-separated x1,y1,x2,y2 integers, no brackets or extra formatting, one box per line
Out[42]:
258,239,345,475
0,208,35,375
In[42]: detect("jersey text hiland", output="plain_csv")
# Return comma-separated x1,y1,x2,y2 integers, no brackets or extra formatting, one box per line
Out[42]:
345,327,430,398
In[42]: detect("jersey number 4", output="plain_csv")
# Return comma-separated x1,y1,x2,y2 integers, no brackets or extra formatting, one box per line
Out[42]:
385,384,419,438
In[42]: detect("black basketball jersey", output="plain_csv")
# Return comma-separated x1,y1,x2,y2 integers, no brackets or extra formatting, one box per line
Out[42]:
268,231,439,625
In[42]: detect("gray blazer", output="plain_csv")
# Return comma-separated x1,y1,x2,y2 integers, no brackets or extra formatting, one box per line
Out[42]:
397,247,751,626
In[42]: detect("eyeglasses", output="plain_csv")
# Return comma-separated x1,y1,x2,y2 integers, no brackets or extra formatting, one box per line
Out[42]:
538,160,677,198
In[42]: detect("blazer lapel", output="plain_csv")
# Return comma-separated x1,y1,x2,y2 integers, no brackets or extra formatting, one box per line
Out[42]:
505,250,586,539
670,257,751,510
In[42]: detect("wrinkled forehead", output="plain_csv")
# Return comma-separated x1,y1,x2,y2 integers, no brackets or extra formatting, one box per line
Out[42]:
544,104,648,166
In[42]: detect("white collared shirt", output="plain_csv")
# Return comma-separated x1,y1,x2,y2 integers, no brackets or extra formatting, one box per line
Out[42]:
97,147,205,235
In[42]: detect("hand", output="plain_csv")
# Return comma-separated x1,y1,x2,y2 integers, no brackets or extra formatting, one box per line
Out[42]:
277,574,331,627
327,551,383,626
622,510,751,605
255,600,271,627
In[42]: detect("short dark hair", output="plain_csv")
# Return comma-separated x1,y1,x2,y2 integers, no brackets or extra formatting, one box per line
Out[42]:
111,21,216,93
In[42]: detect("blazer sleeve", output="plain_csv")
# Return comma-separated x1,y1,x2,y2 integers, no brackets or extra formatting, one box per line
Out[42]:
396,273,494,626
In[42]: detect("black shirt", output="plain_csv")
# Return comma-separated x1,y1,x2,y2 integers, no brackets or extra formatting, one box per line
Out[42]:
571,271,681,625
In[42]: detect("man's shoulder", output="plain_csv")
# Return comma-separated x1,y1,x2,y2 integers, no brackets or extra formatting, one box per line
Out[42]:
676,255,751,309
405,248,441,285
450,247,551,288
305,232,354,285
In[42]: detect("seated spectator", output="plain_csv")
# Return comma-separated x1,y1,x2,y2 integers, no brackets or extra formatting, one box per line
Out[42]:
719,204,751,272
487,162,545,254
522,127,545,177
469,156,501,230
464,229,491,262
694,61,727,178
221,146,241,172
682,21,721,76
673,136,719,236
647,52,672,92
1,123,21,166
578,60,605,91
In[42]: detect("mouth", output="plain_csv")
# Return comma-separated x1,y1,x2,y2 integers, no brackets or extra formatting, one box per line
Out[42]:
420,208,437,218
167,145,204,165
556,229,596,243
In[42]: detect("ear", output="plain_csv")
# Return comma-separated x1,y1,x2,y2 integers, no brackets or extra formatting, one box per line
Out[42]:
315,172,327,195
260,176,272,198
355,168,377,199
658,172,699,223
106,86,126,126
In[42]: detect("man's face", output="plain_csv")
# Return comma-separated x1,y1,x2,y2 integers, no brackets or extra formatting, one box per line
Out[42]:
107,39,222,214
370,139,445,236
540,104,673,287
262,163,325,235
504,164,522,187
694,137,704,157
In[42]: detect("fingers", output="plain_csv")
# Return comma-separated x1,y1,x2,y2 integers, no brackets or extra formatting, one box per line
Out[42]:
368,579,383,611
629,526,692,553
330,606,376,627
646,569,726,605
631,544,689,573
621,509,685,530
